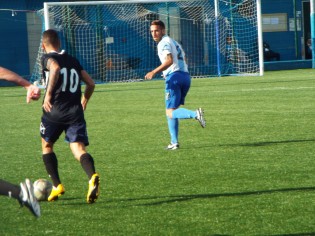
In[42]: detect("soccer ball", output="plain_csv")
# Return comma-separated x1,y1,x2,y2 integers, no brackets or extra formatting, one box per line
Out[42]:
33,179,53,201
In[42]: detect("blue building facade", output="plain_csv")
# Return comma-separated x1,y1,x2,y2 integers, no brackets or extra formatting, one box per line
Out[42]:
261,0,311,61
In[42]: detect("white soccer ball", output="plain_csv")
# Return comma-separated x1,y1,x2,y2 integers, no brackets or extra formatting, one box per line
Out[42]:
33,179,53,201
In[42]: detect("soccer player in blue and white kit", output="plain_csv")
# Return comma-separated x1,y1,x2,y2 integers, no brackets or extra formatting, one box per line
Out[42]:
145,20,206,150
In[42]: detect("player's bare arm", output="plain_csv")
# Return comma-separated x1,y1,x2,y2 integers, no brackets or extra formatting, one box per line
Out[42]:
0,67,30,86
0,67,41,103
81,70,95,111
145,53,173,80
43,58,60,112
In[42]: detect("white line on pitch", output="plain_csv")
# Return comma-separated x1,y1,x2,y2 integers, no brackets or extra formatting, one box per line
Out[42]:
212,86,315,93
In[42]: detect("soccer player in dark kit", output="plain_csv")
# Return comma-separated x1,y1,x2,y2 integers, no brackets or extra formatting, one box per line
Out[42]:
40,29,100,203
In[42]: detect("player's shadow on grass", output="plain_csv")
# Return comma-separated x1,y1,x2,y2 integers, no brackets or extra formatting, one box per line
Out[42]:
272,233,315,236
110,186,315,207
188,138,315,150
226,138,315,147
61,186,315,207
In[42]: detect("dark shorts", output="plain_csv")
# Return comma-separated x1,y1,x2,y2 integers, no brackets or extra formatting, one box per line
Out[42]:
40,117,89,146
165,71,191,109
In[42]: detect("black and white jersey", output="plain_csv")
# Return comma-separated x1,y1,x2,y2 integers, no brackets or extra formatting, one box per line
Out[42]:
41,51,84,124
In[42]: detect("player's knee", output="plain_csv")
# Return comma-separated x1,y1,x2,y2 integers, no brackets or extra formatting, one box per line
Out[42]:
70,142,86,161
72,150,85,161
41,139,53,153
166,109,173,119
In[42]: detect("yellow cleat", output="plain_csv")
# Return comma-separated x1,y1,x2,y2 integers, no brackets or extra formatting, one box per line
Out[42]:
87,173,100,204
48,184,65,201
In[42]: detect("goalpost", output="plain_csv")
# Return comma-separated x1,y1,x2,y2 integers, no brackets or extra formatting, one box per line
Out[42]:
32,0,263,83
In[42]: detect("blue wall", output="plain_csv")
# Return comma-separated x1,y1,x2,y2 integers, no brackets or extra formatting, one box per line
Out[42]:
0,1,29,76
0,0,64,79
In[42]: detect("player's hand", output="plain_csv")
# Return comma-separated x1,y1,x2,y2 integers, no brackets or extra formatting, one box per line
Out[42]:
26,84,41,103
81,96,90,111
81,100,87,111
144,71,155,80
42,96,52,112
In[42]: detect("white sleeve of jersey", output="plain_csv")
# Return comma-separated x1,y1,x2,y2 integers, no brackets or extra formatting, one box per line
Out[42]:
158,40,172,63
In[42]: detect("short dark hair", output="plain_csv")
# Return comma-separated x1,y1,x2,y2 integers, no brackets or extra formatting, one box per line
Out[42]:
151,20,165,29
42,29,60,47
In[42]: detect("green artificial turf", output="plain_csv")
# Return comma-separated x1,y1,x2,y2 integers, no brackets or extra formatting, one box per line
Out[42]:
0,69,314,235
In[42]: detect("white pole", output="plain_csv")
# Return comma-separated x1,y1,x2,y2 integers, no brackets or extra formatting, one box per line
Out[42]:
310,0,315,68
44,2,50,30
256,0,264,76
214,0,221,76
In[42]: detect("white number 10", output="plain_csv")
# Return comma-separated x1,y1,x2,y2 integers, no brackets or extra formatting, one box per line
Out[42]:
60,68,79,93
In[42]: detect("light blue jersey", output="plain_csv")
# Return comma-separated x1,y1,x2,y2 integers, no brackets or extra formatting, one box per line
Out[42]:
157,35,188,77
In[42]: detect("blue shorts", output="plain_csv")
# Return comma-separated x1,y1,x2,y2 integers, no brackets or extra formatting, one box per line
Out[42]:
40,117,89,146
165,71,191,109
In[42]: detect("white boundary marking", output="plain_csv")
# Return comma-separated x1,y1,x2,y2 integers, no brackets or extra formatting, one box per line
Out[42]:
212,86,315,93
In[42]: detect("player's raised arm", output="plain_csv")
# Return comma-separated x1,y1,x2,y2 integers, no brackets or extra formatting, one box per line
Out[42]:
81,70,95,111
0,66,41,103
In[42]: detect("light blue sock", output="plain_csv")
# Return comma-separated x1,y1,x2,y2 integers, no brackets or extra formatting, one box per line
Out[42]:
172,108,196,119
167,116,179,144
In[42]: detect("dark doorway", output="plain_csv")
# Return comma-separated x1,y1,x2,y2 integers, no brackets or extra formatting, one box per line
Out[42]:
303,1,311,59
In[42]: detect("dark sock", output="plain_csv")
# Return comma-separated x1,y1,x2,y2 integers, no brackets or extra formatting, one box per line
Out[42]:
0,179,21,200
80,153,96,179
42,152,61,187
